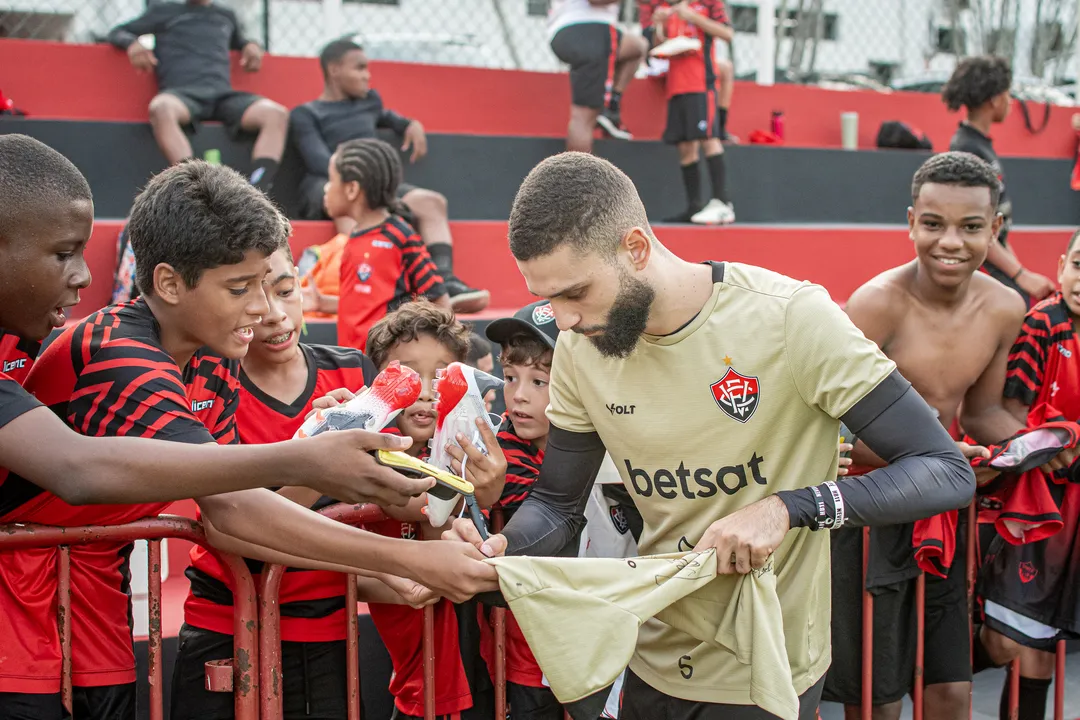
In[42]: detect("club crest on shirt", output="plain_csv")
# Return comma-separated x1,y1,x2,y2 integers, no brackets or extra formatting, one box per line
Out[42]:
357,263,373,282
609,505,630,535
1019,561,1038,584
710,367,760,423
532,303,555,325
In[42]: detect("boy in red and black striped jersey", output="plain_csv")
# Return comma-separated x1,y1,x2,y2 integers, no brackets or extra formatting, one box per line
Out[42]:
363,301,507,720
973,229,1080,720
173,247,425,720
0,162,494,720
481,299,568,720
318,138,450,351
643,1,735,225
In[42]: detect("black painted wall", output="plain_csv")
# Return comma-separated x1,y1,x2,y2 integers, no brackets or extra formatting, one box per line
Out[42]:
3,118,1077,226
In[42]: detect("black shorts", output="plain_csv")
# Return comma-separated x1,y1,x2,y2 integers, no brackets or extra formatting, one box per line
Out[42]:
0,684,135,720
299,175,418,222
823,523,972,706
507,682,563,720
550,23,621,110
163,86,262,137
978,524,1079,651
619,669,824,720
663,92,720,145
170,624,348,720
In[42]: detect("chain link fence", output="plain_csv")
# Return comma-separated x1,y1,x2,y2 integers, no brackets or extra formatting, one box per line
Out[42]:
2,0,1079,98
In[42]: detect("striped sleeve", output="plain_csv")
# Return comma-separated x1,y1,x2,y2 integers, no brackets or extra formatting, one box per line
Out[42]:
188,353,241,446
394,230,446,300
68,338,214,444
709,0,731,23
1004,309,1050,407
496,429,541,511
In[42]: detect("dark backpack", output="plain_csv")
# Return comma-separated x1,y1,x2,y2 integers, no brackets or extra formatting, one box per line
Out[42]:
876,121,932,151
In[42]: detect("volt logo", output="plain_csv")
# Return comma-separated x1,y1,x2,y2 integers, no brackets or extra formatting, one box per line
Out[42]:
607,403,635,416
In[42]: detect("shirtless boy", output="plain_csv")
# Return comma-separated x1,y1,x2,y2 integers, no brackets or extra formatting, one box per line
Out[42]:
823,151,1027,720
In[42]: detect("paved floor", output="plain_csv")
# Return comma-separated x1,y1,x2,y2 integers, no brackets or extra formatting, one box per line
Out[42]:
818,659,1080,720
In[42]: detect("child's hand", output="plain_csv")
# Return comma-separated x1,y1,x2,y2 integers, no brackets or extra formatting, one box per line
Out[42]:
445,416,507,507
303,387,360,421
837,443,853,477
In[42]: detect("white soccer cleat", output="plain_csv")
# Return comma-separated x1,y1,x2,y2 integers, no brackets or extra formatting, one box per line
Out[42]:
690,199,736,226
649,35,702,58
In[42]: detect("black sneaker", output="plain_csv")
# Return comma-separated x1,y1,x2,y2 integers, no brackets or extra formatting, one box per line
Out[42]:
597,110,633,141
444,276,490,314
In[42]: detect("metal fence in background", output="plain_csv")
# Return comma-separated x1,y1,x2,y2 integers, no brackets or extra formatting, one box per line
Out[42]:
2,0,1080,98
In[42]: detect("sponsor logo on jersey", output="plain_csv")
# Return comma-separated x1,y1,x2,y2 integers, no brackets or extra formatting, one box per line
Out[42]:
624,453,767,499
1019,561,1038,584
191,399,215,413
357,263,373,282
710,367,760,423
2,358,26,373
372,239,394,250
532,303,555,325
606,403,635,415
1057,343,1073,358
610,505,630,535
401,522,417,540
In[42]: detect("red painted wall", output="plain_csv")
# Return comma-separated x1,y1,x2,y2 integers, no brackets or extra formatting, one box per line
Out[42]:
2,39,1077,158
76,219,1071,319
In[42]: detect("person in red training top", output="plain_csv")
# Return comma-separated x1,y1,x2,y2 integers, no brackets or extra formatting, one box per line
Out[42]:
0,134,442,519
0,162,495,720
822,152,1027,720
363,301,507,720
320,138,449,351
642,1,735,225
972,227,1080,720
481,299,574,720
172,246,430,720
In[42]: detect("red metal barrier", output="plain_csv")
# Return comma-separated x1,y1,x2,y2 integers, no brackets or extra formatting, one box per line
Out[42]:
258,503,389,720
0,515,261,719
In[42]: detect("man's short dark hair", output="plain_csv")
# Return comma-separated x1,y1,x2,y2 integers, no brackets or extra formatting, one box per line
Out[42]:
127,160,289,295
365,299,470,369
911,151,1002,208
942,56,1012,112
0,134,93,240
320,37,363,79
1067,228,1080,255
508,152,653,262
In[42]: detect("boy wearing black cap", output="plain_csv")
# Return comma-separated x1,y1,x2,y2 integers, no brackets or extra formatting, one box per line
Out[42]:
482,300,565,720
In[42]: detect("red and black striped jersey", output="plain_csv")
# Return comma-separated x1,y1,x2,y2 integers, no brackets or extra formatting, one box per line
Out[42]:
495,414,545,512
184,343,378,643
643,0,730,97
337,215,446,351
0,329,40,384
0,298,240,693
1004,293,1080,418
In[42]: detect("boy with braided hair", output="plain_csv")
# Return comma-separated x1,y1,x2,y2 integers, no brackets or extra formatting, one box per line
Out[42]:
317,138,450,351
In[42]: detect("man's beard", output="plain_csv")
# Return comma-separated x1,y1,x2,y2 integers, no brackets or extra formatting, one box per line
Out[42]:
584,272,656,359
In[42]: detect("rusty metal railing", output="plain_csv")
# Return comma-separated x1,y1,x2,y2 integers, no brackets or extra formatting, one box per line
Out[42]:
0,515,261,719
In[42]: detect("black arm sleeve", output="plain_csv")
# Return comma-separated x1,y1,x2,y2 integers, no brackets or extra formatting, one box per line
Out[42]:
500,425,607,557
377,108,414,136
777,370,975,529
289,107,334,177
107,5,171,50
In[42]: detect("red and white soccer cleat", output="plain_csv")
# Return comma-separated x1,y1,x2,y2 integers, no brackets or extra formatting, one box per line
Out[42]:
293,360,422,439
424,362,504,526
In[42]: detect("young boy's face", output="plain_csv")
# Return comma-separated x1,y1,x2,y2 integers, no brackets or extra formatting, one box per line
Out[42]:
170,250,272,360
502,359,552,443
381,334,458,451
0,199,93,341
908,182,999,290
1058,241,1080,317
249,248,303,364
